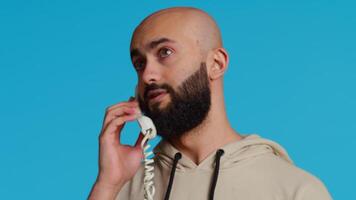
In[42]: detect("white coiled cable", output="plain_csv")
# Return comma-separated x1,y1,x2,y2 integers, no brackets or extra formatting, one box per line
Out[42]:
141,130,155,200
137,115,157,200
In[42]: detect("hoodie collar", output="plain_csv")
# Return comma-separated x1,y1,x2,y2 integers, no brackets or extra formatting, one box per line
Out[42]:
153,134,293,172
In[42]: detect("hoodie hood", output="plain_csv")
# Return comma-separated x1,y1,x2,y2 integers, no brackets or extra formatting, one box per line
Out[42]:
153,134,293,172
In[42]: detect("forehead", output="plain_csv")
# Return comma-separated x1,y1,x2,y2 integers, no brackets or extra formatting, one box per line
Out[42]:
130,14,197,51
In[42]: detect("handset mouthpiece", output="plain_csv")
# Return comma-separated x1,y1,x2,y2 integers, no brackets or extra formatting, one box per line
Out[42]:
137,115,157,139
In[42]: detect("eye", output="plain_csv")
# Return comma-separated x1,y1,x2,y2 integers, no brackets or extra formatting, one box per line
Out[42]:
158,47,173,58
133,59,146,71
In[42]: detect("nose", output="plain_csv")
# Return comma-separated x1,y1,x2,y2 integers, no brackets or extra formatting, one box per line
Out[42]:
141,59,162,85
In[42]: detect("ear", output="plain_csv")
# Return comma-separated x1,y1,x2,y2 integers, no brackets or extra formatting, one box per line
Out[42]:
208,48,229,80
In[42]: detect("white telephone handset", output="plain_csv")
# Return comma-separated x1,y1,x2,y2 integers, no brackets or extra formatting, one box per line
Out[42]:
135,86,157,200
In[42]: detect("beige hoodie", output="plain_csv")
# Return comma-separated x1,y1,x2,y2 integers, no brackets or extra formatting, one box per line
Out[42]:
116,134,332,200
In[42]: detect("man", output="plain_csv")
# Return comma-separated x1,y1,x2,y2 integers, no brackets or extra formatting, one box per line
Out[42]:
88,7,332,200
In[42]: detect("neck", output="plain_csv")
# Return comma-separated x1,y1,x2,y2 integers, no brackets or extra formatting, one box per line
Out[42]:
167,93,242,165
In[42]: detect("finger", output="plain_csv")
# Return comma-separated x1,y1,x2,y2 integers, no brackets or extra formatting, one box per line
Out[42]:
106,101,138,113
102,106,139,130
100,114,137,143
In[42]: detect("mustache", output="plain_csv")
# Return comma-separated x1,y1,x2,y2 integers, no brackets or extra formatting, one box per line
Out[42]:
144,83,174,100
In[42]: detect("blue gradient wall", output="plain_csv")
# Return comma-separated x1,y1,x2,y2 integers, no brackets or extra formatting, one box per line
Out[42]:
0,1,354,199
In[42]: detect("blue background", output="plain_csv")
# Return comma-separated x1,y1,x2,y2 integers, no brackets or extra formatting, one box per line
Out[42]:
0,0,354,199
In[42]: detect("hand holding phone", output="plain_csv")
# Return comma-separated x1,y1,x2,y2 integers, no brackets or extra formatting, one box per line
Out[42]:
89,99,146,199
89,86,157,200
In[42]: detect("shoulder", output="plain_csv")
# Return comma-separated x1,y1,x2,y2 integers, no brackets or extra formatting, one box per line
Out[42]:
248,153,333,199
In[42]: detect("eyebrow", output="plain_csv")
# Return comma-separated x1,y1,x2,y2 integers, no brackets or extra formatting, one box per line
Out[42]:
130,37,176,59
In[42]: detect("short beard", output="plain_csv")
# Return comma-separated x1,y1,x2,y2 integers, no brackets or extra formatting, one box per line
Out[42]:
138,62,211,141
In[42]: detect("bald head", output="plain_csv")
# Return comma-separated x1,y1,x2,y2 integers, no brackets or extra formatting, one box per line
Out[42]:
131,7,223,56
130,6,229,99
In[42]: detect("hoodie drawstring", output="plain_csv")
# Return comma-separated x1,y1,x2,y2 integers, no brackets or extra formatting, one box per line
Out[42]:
209,149,225,200
164,152,182,200
164,149,224,200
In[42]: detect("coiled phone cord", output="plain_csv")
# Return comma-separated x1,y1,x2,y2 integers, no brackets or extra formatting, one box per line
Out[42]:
141,129,155,200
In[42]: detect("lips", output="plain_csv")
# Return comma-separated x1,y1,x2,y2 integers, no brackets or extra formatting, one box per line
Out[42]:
146,89,167,102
